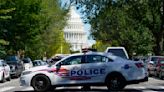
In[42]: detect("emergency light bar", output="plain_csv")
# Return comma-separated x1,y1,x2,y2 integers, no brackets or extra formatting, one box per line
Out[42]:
82,48,97,53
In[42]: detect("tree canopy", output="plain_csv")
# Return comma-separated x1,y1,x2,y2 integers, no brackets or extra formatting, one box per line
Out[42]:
72,0,164,56
0,0,70,59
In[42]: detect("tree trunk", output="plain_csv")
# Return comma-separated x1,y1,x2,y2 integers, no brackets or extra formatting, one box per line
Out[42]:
160,0,164,55
154,34,163,55
153,0,164,55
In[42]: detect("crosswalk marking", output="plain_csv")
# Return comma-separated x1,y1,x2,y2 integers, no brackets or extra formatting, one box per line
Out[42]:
0,86,15,92
128,86,146,89
158,86,164,89
21,87,33,91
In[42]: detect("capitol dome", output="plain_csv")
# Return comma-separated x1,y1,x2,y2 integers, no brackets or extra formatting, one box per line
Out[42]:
67,6,83,24
63,6,88,51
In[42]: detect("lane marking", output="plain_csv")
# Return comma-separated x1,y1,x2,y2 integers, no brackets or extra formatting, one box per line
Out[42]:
21,87,33,91
157,86,164,89
128,86,146,89
0,86,15,92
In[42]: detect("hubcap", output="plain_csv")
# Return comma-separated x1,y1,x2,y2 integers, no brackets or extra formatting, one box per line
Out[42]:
35,77,46,89
37,81,44,86
110,78,119,89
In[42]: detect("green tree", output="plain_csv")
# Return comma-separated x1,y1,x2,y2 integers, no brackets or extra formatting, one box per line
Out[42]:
0,0,15,58
72,0,162,56
92,40,111,52
0,0,69,59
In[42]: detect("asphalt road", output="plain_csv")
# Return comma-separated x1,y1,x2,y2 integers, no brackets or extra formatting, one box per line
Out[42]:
0,77,164,92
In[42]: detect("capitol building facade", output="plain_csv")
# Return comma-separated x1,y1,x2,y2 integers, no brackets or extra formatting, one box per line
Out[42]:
63,6,88,52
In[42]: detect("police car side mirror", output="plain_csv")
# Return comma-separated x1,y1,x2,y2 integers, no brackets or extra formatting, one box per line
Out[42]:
56,63,61,72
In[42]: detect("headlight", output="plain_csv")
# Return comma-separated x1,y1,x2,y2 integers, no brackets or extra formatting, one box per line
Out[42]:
22,71,32,75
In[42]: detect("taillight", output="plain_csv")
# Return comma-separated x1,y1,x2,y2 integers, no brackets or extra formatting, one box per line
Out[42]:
135,63,144,68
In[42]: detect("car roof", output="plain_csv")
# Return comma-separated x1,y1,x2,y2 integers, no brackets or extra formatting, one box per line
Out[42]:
34,60,42,61
67,52,112,56
60,52,117,60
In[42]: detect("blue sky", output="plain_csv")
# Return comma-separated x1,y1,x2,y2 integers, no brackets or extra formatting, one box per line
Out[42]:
84,23,96,47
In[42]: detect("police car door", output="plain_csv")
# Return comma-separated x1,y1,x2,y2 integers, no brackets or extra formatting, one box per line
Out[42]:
55,55,83,85
80,54,109,83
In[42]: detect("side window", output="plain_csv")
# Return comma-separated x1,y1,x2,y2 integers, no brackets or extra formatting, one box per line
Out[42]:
60,56,82,65
108,58,113,62
86,55,102,63
86,55,113,63
102,56,109,62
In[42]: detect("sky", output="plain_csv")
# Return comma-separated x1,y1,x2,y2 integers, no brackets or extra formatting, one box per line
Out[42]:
84,23,96,47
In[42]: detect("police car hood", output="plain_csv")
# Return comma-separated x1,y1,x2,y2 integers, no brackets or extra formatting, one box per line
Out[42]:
27,65,49,72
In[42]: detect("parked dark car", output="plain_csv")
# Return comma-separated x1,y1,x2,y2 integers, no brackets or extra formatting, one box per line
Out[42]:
5,55,24,78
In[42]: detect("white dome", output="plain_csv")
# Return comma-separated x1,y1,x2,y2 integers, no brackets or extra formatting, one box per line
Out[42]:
63,6,88,51
68,6,83,24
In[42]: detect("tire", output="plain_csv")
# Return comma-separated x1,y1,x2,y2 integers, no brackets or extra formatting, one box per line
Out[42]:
106,73,126,91
6,75,11,81
148,70,152,77
159,71,163,79
0,74,5,83
31,74,53,92
154,71,157,77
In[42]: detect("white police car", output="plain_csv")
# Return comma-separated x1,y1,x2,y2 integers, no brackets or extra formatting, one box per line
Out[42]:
20,52,148,91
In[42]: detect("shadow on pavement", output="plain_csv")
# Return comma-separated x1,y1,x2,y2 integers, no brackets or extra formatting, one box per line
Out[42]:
14,88,143,92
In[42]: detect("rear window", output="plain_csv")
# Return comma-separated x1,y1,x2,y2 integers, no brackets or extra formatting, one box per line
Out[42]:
159,60,164,64
151,57,159,61
6,56,18,61
23,58,31,63
23,59,30,63
107,49,128,59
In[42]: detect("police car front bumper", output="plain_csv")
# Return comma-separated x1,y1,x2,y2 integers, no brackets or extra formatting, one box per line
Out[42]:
20,75,31,86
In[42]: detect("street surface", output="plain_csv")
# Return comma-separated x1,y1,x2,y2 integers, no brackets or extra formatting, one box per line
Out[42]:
0,77,164,92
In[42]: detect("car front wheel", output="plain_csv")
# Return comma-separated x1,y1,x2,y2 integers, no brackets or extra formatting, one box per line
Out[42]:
31,74,54,92
106,74,126,91
0,74,5,83
6,75,11,81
